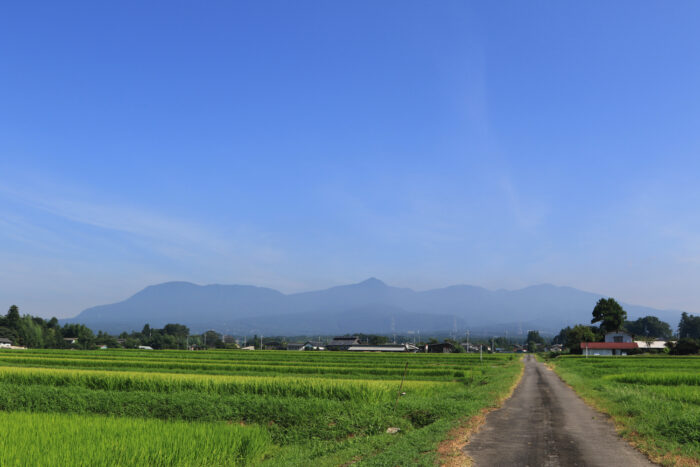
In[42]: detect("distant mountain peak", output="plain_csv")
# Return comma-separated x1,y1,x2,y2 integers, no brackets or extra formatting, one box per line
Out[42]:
357,277,387,287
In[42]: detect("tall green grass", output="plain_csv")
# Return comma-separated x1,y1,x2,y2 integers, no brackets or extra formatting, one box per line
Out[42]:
0,411,271,466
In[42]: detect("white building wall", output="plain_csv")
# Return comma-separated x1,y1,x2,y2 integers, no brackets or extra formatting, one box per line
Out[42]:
587,348,613,356
604,332,633,343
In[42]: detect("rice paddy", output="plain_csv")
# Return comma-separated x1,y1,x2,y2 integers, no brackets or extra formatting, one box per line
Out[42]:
547,355,700,466
0,348,521,466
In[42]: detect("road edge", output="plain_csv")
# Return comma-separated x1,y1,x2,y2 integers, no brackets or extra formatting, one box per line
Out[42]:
437,357,526,467
544,360,696,467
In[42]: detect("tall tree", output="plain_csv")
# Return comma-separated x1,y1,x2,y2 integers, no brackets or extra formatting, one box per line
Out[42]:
555,325,599,353
526,330,545,352
6,305,20,329
624,316,673,339
591,298,627,333
678,312,700,340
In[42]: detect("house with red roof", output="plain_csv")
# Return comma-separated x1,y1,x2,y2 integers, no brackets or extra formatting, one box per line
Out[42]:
580,331,637,356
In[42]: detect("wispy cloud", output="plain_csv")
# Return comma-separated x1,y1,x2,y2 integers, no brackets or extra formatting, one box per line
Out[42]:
0,179,288,266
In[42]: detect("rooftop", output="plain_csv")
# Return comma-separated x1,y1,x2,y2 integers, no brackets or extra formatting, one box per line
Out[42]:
580,342,637,350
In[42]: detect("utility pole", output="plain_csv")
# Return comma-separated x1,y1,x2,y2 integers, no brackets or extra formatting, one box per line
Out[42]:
466,330,470,353
260,334,263,350
480,344,483,363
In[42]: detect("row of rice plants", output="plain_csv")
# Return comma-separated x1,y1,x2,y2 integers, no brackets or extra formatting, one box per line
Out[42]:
548,355,700,466
610,373,700,386
0,354,477,380
11,348,507,366
0,365,450,401
0,411,271,466
2,350,483,371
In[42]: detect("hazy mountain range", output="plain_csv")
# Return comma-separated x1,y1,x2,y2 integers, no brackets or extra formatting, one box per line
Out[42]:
62,278,684,336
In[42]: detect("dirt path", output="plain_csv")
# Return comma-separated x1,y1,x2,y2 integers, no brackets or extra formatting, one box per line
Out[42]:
463,355,656,467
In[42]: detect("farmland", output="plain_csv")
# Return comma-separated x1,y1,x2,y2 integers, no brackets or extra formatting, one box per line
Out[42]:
0,349,521,466
547,355,700,466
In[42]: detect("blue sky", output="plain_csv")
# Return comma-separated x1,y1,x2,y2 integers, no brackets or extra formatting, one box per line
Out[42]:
2,1,700,318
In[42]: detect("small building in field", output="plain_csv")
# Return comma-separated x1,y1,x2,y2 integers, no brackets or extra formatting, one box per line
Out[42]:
287,342,325,350
426,342,455,353
348,343,419,353
0,338,12,348
63,337,79,345
263,341,284,350
137,345,154,350
548,344,563,352
302,341,325,351
461,343,481,353
634,340,672,350
240,345,255,350
580,341,637,356
326,336,361,351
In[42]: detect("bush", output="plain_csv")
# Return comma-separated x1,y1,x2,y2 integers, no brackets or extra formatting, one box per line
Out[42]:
668,338,700,355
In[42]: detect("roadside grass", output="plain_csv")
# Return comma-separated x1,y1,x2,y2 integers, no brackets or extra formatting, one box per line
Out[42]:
547,355,700,467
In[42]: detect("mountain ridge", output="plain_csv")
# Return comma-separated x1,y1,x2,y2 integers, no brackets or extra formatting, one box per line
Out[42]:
62,278,684,335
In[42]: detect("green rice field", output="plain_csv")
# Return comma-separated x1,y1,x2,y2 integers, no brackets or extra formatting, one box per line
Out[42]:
0,349,522,466
547,355,700,466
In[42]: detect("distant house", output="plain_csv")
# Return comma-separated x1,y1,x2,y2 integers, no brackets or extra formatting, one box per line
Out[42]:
426,342,455,353
240,345,255,350
0,338,12,348
302,341,325,351
348,343,419,353
460,343,481,353
326,336,361,351
137,345,153,350
63,337,79,345
580,332,637,356
579,331,636,356
286,342,324,351
263,341,284,350
548,344,563,352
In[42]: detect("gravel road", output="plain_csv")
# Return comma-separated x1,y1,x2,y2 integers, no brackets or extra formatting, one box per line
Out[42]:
464,355,657,467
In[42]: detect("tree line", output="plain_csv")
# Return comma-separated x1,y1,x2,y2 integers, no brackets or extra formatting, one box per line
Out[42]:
0,305,235,350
